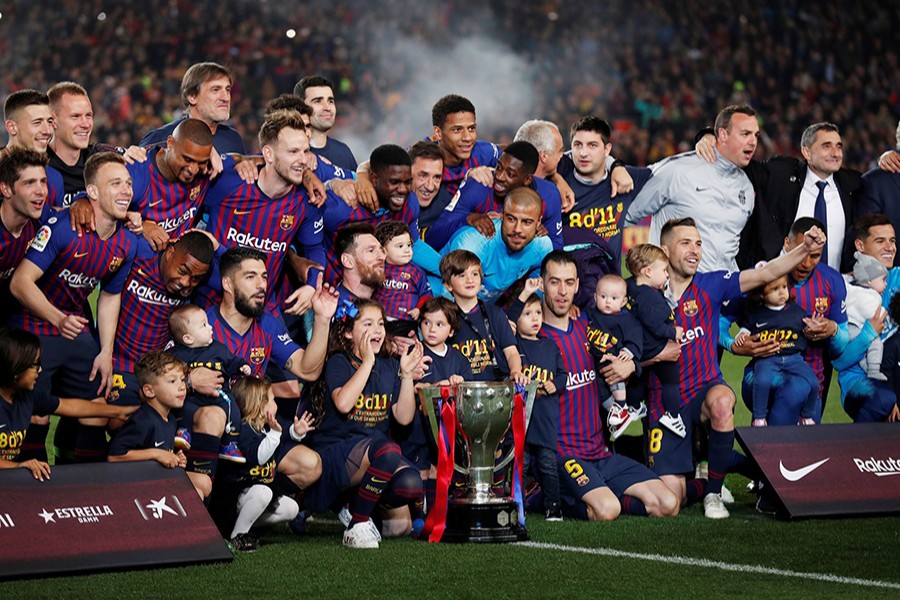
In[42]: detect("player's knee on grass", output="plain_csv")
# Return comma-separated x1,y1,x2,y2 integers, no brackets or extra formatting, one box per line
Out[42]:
188,472,212,498
380,506,412,537
583,488,621,522
660,474,687,506
193,405,226,436
278,445,322,488
645,484,680,517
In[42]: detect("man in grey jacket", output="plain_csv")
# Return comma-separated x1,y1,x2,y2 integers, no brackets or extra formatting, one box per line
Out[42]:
624,105,759,272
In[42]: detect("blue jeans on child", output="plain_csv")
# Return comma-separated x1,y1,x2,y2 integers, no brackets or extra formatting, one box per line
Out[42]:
750,353,820,422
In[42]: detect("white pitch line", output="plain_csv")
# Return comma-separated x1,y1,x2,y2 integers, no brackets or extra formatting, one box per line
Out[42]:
517,541,900,590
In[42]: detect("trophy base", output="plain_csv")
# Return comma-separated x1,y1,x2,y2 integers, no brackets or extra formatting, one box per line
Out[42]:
441,499,530,543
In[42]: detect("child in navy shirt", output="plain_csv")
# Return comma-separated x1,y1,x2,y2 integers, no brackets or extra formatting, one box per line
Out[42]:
108,350,188,468
212,376,313,552
513,289,566,521
735,274,819,426
625,244,685,437
585,274,642,440
373,221,432,338
168,304,251,460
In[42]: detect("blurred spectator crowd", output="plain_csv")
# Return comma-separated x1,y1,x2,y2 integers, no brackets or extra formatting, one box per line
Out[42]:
1,0,897,169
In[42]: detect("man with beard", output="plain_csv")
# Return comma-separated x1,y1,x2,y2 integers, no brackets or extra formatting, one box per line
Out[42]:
321,144,420,285
293,75,357,172
108,231,216,410
649,217,825,519
141,62,244,155
127,119,213,250
194,111,325,317
332,222,386,305
441,187,552,303
424,141,563,250
538,250,679,521
185,247,337,498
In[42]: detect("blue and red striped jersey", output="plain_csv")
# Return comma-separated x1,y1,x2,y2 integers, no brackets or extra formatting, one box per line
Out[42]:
425,176,562,250
45,165,66,208
14,210,136,336
196,156,325,310
113,239,189,372
321,191,421,285
791,264,847,391
374,262,431,320
647,271,742,420
128,148,209,239
0,202,51,282
438,139,501,198
206,306,302,378
540,316,611,461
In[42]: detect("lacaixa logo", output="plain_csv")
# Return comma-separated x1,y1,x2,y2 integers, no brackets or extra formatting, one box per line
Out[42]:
134,496,188,520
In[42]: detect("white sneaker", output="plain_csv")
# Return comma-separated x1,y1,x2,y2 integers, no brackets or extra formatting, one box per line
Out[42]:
720,485,735,504
630,402,648,419
703,493,730,519
343,521,380,549
606,403,630,427
658,411,686,438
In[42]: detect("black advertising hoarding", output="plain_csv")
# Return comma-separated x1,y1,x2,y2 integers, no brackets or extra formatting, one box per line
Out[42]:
0,461,232,579
737,423,900,518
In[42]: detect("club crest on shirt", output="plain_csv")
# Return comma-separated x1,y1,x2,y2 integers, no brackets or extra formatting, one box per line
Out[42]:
189,185,202,201
682,299,699,317
280,214,295,231
400,272,411,280
249,346,266,364
814,296,829,315
30,226,52,252
108,256,124,272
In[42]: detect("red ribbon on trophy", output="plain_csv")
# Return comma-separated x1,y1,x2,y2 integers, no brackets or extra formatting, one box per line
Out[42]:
511,386,527,527
421,385,456,542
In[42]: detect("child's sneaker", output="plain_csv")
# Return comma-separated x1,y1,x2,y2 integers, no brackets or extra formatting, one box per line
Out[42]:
545,503,563,522
606,403,630,427
798,417,816,426
218,441,246,463
343,521,380,549
629,402,648,420
751,418,768,427
659,411,687,438
174,428,192,452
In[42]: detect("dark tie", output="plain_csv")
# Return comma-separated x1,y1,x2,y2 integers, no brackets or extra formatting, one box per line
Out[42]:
814,180,828,262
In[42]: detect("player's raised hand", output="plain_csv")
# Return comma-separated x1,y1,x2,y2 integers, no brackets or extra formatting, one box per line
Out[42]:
284,284,316,316
802,225,826,251
399,340,424,380
311,281,340,320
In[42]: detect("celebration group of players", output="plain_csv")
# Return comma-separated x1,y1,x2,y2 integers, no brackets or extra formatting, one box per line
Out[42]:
2,60,899,551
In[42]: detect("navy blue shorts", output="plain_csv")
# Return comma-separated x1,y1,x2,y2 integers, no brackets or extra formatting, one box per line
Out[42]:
645,379,726,476
305,435,365,512
36,333,100,399
557,453,657,510
110,370,141,407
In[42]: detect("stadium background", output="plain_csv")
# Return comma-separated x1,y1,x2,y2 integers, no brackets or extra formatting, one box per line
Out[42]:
0,1,898,596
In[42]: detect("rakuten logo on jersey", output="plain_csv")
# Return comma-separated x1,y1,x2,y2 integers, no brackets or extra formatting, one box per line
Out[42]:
383,279,409,291
160,207,198,233
226,228,287,253
854,456,900,477
680,325,705,346
59,269,98,289
566,368,596,391
127,279,185,307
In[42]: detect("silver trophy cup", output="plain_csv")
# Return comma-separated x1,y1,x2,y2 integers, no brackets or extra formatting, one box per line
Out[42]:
419,381,535,542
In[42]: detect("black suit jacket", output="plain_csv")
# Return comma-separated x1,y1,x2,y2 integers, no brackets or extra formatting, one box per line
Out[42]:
854,168,900,267
737,157,860,270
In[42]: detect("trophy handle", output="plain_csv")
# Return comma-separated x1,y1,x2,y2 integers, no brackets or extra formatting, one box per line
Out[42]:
493,381,537,472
